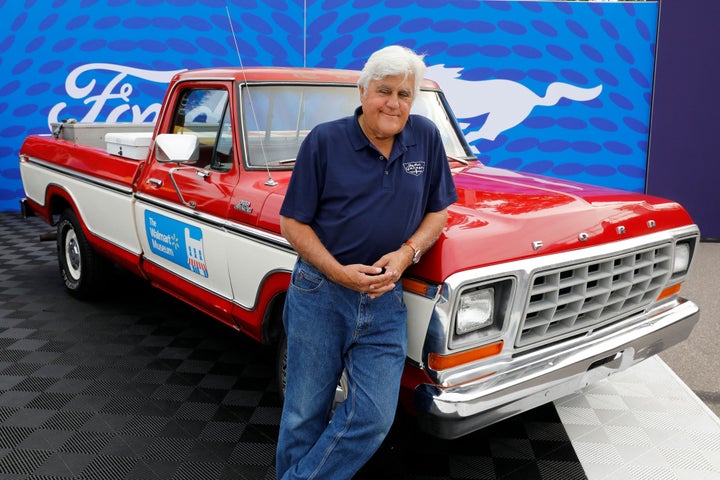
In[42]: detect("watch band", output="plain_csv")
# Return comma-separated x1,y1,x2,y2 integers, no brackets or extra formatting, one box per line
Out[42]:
403,240,422,264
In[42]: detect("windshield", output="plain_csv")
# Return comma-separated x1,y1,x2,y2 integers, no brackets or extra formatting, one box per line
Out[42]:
241,84,470,167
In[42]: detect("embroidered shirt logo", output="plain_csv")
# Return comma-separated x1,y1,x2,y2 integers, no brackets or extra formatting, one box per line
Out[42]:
403,161,425,176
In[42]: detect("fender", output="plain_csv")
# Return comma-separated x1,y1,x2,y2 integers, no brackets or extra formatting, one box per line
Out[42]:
41,184,147,279
236,270,292,344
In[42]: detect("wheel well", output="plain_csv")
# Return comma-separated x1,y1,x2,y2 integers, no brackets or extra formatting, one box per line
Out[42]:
261,291,286,346
48,194,73,225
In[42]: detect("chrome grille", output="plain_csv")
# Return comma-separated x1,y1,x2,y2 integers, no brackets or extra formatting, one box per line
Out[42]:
517,243,674,348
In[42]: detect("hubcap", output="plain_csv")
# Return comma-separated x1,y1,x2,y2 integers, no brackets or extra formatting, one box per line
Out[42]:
65,230,81,280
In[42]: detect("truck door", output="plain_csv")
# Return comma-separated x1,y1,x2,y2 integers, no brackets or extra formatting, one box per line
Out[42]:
134,83,238,326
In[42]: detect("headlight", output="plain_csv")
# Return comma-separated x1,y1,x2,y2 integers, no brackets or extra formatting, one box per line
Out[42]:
672,241,691,275
450,278,513,350
456,288,494,335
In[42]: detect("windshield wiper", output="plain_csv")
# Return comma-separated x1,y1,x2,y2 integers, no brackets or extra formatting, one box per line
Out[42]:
448,155,469,165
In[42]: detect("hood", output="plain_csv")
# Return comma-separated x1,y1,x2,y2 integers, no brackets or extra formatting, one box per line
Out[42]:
411,163,694,281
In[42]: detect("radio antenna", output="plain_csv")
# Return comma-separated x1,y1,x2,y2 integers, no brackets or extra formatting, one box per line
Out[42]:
303,0,307,67
225,5,278,187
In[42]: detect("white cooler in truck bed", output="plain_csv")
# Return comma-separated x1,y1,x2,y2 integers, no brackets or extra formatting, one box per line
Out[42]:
105,132,154,160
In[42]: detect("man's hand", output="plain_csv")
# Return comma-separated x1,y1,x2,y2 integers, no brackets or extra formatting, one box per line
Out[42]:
329,264,396,298
337,245,414,299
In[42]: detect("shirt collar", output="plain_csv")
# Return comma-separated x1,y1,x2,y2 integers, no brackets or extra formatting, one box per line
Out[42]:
349,106,416,160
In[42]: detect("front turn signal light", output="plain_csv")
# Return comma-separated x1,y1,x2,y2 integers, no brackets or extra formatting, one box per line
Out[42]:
657,283,682,301
428,341,504,371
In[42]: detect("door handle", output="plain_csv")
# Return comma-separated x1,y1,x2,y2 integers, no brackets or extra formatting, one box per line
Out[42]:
147,178,163,187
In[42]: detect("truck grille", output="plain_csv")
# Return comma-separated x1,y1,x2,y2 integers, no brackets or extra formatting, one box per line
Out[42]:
517,243,673,348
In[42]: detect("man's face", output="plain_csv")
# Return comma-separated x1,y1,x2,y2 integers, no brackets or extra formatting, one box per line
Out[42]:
359,74,414,141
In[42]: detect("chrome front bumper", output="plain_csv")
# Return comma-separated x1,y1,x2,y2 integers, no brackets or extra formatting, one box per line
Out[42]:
414,298,700,439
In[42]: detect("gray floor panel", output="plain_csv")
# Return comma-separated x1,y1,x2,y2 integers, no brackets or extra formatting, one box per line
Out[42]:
558,356,720,479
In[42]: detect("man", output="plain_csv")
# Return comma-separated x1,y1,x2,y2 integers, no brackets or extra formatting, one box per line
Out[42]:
276,45,458,479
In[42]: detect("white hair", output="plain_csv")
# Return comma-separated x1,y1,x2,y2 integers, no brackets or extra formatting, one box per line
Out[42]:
358,45,427,99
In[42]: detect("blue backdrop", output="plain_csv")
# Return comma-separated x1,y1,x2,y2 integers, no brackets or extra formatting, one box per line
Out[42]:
0,0,658,212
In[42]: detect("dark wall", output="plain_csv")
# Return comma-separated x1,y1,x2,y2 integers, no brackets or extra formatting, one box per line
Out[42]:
648,0,720,239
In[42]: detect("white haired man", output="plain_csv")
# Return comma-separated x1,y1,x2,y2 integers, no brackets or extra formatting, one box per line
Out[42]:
276,45,458,479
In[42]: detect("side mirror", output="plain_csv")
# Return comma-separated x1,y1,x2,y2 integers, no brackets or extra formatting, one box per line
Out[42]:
155,133,199,163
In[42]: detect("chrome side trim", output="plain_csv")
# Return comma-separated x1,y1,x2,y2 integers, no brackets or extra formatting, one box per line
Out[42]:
23,156,134,195
133,192,293,252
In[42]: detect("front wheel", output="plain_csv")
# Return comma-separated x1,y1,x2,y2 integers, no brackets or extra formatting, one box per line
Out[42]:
57,209,107,299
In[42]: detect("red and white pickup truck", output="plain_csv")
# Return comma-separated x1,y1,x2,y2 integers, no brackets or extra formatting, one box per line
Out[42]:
19,67,700,439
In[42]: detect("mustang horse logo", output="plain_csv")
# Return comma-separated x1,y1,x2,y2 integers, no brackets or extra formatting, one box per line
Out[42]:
425,65,603,148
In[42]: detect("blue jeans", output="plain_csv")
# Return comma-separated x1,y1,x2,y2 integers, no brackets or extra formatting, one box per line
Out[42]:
276,259,408,480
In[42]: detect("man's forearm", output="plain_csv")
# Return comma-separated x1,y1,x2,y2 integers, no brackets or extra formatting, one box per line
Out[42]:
280,216,344,280
404,209,448,259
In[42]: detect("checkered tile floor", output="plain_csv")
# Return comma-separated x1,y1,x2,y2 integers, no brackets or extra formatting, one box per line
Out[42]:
557,356,720,479
1,212,718,479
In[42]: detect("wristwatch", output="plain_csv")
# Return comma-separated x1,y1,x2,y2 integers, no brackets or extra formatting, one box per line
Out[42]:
403,240,422,264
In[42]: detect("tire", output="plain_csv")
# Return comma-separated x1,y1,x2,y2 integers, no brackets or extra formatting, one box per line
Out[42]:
276,332,288,400
56,209,107,299
276,331,348,419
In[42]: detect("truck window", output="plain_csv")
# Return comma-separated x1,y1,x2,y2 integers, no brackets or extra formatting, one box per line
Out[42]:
241,85,357,168
170,88,233,172
241,84,469,168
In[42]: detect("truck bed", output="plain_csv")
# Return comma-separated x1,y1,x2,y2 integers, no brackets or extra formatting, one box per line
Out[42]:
51,121,155,150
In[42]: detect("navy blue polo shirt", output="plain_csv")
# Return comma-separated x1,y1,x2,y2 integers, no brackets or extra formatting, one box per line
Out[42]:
280,107,458,266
